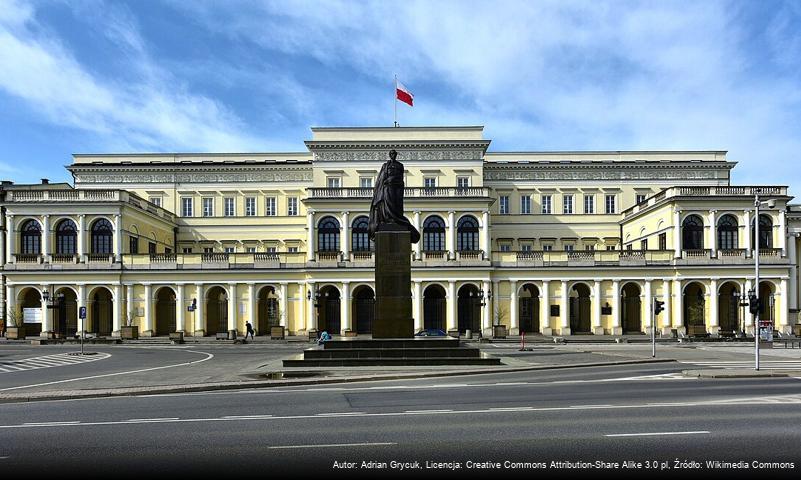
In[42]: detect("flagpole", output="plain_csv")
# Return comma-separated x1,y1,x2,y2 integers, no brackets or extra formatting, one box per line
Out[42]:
394,74,398,127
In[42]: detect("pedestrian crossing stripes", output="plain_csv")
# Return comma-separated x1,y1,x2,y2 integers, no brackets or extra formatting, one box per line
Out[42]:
0,352,111,373
679,360,801,371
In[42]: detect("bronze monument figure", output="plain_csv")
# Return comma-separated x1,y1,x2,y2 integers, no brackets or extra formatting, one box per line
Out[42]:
368,149,421,243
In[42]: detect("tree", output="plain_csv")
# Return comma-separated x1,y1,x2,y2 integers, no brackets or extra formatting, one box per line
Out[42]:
493,303,508,327
6,306,22,328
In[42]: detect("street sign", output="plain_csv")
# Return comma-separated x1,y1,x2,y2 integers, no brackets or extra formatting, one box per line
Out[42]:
79,306,87,319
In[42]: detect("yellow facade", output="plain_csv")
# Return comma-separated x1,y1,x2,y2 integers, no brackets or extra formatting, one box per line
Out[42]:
1,126,799,339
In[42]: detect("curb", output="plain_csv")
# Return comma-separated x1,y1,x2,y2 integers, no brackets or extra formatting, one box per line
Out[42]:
0,358,674,404
681,369,800,379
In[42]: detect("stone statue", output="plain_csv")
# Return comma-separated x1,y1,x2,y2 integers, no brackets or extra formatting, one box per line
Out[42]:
368,149,421,243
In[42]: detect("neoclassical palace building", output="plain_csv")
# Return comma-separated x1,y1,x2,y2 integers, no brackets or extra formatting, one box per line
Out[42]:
1,126,800,339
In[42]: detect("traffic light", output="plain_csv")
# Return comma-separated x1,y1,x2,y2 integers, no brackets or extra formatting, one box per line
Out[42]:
748,294,760,315
653,299,665,316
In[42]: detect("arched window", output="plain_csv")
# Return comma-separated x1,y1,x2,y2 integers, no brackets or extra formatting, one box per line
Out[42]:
20,220,42,255
317,216,340,252
422,216,445,252
717,214,738,251
456,215,479,251
682,215,704,250
91,218,114,254
55,219,77,255
351,216,372,252
751,214,773,249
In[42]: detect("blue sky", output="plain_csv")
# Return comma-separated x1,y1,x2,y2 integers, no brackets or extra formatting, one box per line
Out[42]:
1,0,800,193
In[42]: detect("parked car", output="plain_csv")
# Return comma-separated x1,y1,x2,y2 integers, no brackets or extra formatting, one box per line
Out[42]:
414,328,447,337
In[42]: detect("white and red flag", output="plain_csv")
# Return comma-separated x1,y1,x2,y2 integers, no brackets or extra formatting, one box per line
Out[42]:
396,79,414,107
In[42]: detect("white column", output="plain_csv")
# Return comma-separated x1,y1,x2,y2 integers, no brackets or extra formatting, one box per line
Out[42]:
673,209,682,258
77,214,85,261
340,282,350,334
247,283,256,332
42,215,50,260
114,214,122,262
674,280,684,334
612,280,621,335
307,282,317,331
306,210,315,261
447,211,456,259
482,280,491,331
709,278,719,335
40,284,51,337
560,280,569,335
280,283,288,327
6,285,15,325
509,280,518,334
413,211,421,260
780,278,789,332
112,284,122,335
592,280,602,335
5,215,12,264
413,281,422,331
662,279,672,333
0,223,4,267
195,284,205,334
482,210,490,260
447,280,457,331
143,284,152,335
709,210,717,257
341,211,350,261
175,284,185,332
743,209,751,257
227,283,236,332
790,234,799,310
778,210,787,257
540,280,550,335
125,284,134,327
644,279,653,333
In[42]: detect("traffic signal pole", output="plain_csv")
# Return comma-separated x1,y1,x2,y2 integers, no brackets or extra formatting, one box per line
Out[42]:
651,298,656,358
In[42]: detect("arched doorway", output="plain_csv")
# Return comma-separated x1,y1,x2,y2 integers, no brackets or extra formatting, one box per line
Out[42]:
90,287,113,336
621,283,642,333
352,286,375,334
317,286,340,334
257,286,279,335
718,282,741,335
457,284,481,333
17,288,43,337
53,288,77,338
758,281,776,328
683,282,706,336
205,286,228,336
423,284,446,330
155,287,176,336
519,283,540,334
569,283,592,334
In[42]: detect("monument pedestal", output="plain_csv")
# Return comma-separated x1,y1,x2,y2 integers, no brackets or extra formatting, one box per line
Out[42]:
373,226,414,338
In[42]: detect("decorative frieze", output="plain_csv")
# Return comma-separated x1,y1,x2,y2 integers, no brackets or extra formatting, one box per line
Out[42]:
484,168,723,181
73,170,313,184
314,149,483,162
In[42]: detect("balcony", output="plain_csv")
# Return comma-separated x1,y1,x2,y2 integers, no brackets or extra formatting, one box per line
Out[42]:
307,187,493,200
5,188,175,222
623,185,788,219
123,252,307,270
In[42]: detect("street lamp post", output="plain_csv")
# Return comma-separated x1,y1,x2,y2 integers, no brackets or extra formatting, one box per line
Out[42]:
753,194,776,371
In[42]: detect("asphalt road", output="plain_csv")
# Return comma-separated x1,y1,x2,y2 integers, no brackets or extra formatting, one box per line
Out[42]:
1,363,799,478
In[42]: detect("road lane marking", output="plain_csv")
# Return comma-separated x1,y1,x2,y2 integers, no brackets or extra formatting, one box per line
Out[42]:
315,412,366,416
222,415,274,419
0,353,111,375
404,409,453,413
268,442,396,449
605,431,710,437
0,350,213,392
23,421,81,425
127,418,179,422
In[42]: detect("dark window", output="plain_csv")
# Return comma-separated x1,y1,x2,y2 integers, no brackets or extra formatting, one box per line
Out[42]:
55,219,77,255
91,218,114,254
717,214,738,250
351,216,373,252
423,216,445,252
682,215,704,250
640,239,648,251
20,219,42,254
129,236,139,254
751,214,773,249
317,216,340,252
164,247,172,254
148,242,156,254
456,216,479,251
659,232,667,250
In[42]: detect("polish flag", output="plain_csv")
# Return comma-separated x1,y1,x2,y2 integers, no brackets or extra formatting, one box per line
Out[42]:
396,80,414,107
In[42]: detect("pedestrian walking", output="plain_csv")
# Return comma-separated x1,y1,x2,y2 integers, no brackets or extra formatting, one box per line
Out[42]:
245,321,255,340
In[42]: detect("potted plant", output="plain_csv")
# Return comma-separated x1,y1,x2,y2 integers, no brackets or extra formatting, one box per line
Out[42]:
5,306,25,340
492,304,508,339
120,310,139,339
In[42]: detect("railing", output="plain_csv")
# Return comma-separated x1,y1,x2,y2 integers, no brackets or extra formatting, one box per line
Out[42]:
51,254,77,263
516,251,544,261
123,252,307,269
150,253,177,263
420,250,449,261
202,252,229,263
86,253,114,263
13,254,42,264
307,187,492,199
456,250,484,261
683,249,712,258
5,189,176,222
351,251,374,262
758,248,782,258
316,251,342,262
622,185,787,218
254,252,281,262
718,249,746,258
